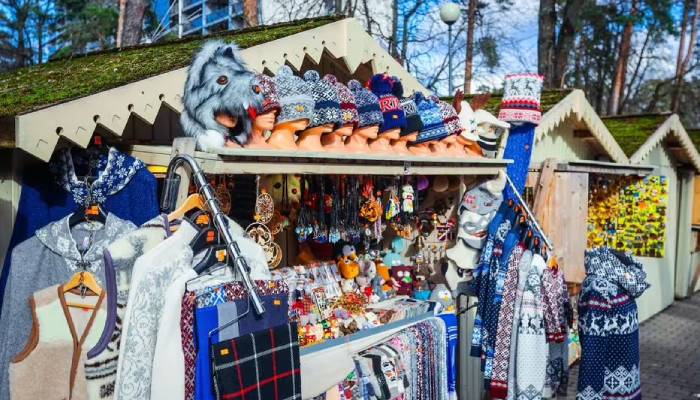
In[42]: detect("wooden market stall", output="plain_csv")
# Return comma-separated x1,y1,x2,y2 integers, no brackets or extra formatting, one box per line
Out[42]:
603,113,700,321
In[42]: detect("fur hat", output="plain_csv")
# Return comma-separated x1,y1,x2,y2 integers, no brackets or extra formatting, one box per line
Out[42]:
254,73,280,115
323,74,359,127
413,92,448,144
303,69,343,128
368,74,406,133
435,98,464,137
180,40,263,151
273,65,315,124
348,79,384,128
498,73,544,125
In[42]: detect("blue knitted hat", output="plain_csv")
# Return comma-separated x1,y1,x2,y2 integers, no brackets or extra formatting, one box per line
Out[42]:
274,65,315,124
348,79,384,128
413,92,448,144
368,74,406,133
303,69,343,128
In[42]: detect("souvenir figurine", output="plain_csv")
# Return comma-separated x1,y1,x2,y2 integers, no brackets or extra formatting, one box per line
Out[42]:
246,74,280,149
430,283,455,313
368,74,406,154
181,41,263,151
298,70,343,152
346,80,384,153
269,65,315,150
321,75,359,152
401,184,414,213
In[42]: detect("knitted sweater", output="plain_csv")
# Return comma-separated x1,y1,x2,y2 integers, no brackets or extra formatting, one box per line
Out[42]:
0,147,159,311
515,253,547,399
0,214,135,400
507,250,534,399
577,248,648,400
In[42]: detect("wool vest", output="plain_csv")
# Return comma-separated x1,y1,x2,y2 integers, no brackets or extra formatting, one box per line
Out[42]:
10,285,106,400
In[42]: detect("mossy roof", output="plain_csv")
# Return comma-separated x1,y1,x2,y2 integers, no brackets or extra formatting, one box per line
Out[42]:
440,89,573,115
0,16,342,118
687,128,700,153
601,113,671,158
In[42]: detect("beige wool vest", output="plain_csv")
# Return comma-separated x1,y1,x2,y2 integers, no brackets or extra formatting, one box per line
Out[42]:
10,284,106,400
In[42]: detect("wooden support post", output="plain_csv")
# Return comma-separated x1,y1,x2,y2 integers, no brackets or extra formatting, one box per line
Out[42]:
169,137,196,209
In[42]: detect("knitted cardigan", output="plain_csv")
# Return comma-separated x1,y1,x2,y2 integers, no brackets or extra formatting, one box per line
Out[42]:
506,250,534,399
0,148,159,311
577,248,648,400
515,253,547,399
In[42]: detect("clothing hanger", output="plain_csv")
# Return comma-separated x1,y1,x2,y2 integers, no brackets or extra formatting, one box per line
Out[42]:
168,193,206,223
209,297,251,341
69,204,108,228
193,243,229,274
62,270,102,309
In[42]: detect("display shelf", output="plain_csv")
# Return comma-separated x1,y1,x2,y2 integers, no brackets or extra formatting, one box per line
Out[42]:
128,144,511,176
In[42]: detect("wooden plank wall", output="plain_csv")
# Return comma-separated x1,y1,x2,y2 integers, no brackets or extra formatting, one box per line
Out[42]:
692,176,700,225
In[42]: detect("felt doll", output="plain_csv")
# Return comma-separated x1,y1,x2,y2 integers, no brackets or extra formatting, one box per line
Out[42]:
430,283,455,313
402,184,414,214
391,265,416,296
181,41,263,151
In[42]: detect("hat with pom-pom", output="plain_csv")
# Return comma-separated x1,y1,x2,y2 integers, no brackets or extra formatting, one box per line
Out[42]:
323,74,359,127
348,79,384,128
413,92,448,144
436,99,463,137
303,69,343,128
273,65,315,124
254,73,281,115
368,73,406,133
389,76,423,136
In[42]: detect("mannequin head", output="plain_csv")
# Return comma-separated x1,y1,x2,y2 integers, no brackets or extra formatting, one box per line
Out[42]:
335,124,354,137
274,118,309,133
379,127,401,140
305,123,334,134
354,125,379,140
253,110,278,132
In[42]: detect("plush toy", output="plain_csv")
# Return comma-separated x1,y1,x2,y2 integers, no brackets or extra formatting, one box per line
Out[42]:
338,244,360,279
402,184,415,213
382,236,406,267
391,265,416,296
181,40,263,151
430,283,455,313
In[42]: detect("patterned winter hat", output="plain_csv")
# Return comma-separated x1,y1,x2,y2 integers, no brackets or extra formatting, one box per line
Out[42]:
323,74,359,127
368,74,406,133
498,73,544,125
273,65,315,124
254,73,281,115
303,69,343,128
389,76,423,136
413,92,448,144
434,97,464,137
347,79,384,128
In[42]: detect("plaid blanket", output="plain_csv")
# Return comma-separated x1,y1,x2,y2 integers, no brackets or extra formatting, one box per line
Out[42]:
211,323,301,400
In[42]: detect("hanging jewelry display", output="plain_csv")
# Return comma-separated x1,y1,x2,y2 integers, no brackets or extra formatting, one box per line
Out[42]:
295,178,313,242
246,175,282,269
328,179,342,244
313,177,328,243
215,175,232,215
344,176,362,244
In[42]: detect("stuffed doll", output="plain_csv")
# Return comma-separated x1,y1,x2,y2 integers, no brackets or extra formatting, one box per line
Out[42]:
430,283,455,313
181,40,263,151
391,265,416,296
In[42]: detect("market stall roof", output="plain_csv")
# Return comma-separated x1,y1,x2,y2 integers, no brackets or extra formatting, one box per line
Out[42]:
453,89,628,163
603,113,700,172
0,16,427,161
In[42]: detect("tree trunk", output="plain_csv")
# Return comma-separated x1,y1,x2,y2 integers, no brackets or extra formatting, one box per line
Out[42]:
243,0,259,27
552,0,584,88
389,0,398,58
608,0,637,115
538,0,556,87
672,0,699,112
464,0,477,93
117,0,148,47
116,0,127,47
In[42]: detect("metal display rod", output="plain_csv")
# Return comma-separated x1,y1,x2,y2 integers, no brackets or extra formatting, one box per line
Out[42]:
505,173,555,252
162,154,266,315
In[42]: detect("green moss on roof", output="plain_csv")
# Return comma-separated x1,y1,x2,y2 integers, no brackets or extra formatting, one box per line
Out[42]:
0,16,342,118
441,89,573,115
687,128,700,153
602,113,670,158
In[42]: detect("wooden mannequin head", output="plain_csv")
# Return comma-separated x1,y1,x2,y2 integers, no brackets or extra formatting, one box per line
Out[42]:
253,110,278,132
268,118,309,150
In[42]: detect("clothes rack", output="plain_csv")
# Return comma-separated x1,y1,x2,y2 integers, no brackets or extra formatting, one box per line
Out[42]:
161,154,266,315
505,173,554,252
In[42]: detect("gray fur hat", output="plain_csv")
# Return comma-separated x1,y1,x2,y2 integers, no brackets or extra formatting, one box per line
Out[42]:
274,65,315,124
303,69,343,128
347,79,384,128
180,40,263,151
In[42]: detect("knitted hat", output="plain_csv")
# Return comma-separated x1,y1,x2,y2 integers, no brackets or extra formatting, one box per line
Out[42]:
323,74,359,127
303,69,343,128
413,92,448,144
368,74,406,133
400,98,423,136
254,73,280,115
347,79,383,128
498,73,544,125
273,65,315,124
435,98,463,137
